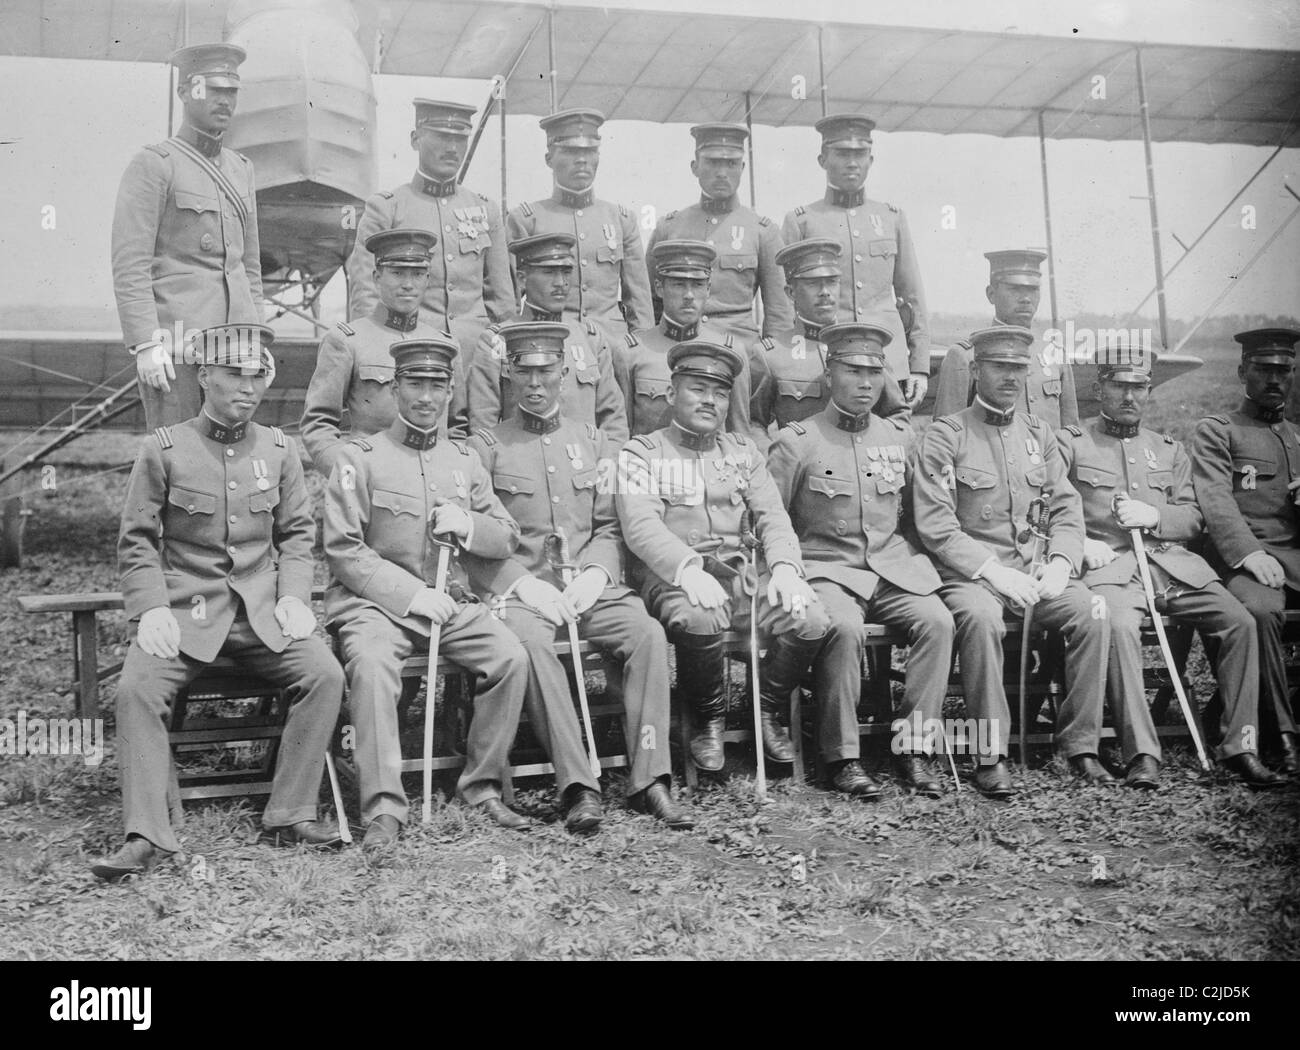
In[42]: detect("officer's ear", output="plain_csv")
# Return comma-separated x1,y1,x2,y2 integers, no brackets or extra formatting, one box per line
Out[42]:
410,129,420,151
666,377,679,407
784,281,795,304
653,275,665,299
197,364,210,392
689,156,701,180
817,149,829,172
544,147,556,171
985,284,996,306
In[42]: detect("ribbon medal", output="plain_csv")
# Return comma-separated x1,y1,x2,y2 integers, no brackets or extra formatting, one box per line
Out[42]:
730,225,745,251
1039,349,1055,378
602,223,618,251
252,458,270,491
452,469,468,501
566,443,584,471
569,342,587,368
1026,437,1042,465
1144,447,1160,470
869,213,884,236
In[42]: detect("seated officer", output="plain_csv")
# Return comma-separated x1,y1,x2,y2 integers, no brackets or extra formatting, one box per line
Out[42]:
323,336,532,849
1059,339,1285,789
768,323,955,798
303,228,467,476
470,233,628,443
93,323,344,879
914,326,1109,798
616,341,828,771
468,323,692,831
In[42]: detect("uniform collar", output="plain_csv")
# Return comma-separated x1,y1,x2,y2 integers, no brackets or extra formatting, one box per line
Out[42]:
661,315,699,341
415,169,458,197
825,185,865,209
974,395,1016,428
1242,396,1286,424
523,299,563,323
1099,413,1140,439
671,420,719,452
394,416,439,451
798,316,826,341
553,184,595,209
700,193,736,214
202,410,247,444
380,306,419,333
829,401,870,432
519,405,563,434
179,123,224,159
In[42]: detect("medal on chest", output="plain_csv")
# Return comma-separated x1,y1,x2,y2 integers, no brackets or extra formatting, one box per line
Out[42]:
1144,447,1160,470
1025,437,1042,465
730,225,745,251
565,443,584,471
569,342,587,369
1039,350,1055,378
869,213,884,236
252,458,271,491
602,223,618,251
451,469,468,501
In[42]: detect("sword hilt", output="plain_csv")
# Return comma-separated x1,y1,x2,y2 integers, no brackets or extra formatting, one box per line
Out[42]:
1017,495,1050,544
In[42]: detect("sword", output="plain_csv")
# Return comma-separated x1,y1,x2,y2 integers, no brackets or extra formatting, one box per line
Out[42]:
1112,494,1212,771
1016,496,1051,767
738,506,767,802
422,523,458,824
544,528,602,781
323,751,353,844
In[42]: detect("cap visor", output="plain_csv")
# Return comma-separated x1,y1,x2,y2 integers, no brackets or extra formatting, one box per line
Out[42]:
1099,369,1151,383
1244,352,1295,365
791,266,841,279
697,145,745,158
551,135,601,147
509,352,564,367
830,353,885,367
196,73,240,88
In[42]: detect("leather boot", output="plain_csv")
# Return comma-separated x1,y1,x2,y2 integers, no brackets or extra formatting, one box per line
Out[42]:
629,780,695,829
757,633,816,763
90,836,174,881
674,633,728,772
1223,752,1288,790
1279,733,1300,777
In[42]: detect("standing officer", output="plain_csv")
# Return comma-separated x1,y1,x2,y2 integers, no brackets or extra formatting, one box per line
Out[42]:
646,123,791,344
506,109,654,345
616,341,828,771
470,233,627,443
749,238,909,451
931,249,1078,431
781,115,930,407
345,99,513,367
112,44,264,430
92,323,343,879
1192,328,1300,777
1059,338,1285,789
303,229,467,477
914,327,1110,797
615,240,754,438
767,324,955,798
468,323,693,831
324,336,533,848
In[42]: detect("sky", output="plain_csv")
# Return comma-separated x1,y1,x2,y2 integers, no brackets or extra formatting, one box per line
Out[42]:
0,0,1296,338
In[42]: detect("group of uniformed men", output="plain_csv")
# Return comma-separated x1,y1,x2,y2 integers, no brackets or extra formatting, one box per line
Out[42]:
95,44,1299,878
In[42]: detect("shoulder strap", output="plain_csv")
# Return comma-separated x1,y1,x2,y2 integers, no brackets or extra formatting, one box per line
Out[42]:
794,205,806,216
337,322,355,336
624,332,639,349
585,320,598,337
1064,424,1083,437
153,426,173,449
618,203,631,219
760,336,776,352
270,426,286,448
758,215,771,227
936,416,963,433
377,189,394,200
633,434,656,450
474,428,497,446
144,143,170,159
1024,413,1043,429
664,210,678,222
1206,414,1230,426
886,202,899,213
455,441,470,456
168,136,248,225
887,416,908,432
786,421,806,436
519,201,534,216
349,437,373,451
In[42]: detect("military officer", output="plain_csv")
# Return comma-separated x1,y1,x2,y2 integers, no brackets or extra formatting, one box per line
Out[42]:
344,99,513,367
615,240,755,438
645,123,792,344
303,229,468,476
111,44,264,430
931,249,1079,431
92,323,343,879
506,109,654,346
1059,338,1286,789
1192,328,1300,777
470,233,628,443
467,323,693,831
767,323,955,798
749,238,909,451
914,326,1110,797
781,115,930,405
324,337,533,848
616,341,828,771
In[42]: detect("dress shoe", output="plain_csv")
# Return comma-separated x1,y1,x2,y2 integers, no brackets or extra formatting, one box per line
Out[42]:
973,760,1017,799
1124,754,1160,790
629,781,694,829
830,759,883,799
892,754,942,797
760,709,796,764
689,716,727,772
1223,752,1289,790
362,814,401,853
563,787,603,835
1279,733,1300,777
265,819,344,848
90,836,173,881
1069,754,1117,786
477,797,531,830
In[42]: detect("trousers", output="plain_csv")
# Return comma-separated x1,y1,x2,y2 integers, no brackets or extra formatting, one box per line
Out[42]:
1221,571,1299,737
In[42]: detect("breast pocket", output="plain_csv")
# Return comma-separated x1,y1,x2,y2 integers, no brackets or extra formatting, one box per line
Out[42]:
356,365,393,388
1025,465,1047,490
492,473,535,497
1232,456,1277,491
634,377,670,401
458,233,490,256
1075,464,1118,491
874,468,904,496
663,483,703,507
372,489,423,519
868,239,897,261
173,189,218,214
776,378,823,403
168,486,217,516
1042,378,1063,397
596,244,624,265
249,489,281,514
571,467,598,492
1146,469,1174,496
718,252,758,273
574,364,600,386
807,475,855,501
954,466,998,491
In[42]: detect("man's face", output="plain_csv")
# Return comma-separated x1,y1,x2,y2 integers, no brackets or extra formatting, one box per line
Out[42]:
826,361,883,415
656,276,709,325
788,275,839,326
522,263,573,313
394,374,450,429
375,264,429,314
180,81,238,136
509,360,567,415
199,363,267,424
667,374,730,434
412,127,467,181
818,145,872,191
547,145,600,190
1095,377,1150,427
1239,359,1295,409
974,359,1028,410
987,277,1041,327
691,152,743,200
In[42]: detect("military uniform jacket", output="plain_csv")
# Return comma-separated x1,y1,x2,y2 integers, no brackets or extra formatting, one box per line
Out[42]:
646,198,792,337
111,129,263,350
616,426,803,585
301,310,469,476
118,417,313,663
468,416,629,599
470,312,629,444
506,189,654,334
323,419,521,637
781,191,929,375
1191,399,1300,590
767,406,940,601
614,319,752,438
345,174,514,327
913,405,1085,579
931,326,1079,432
1058,419,1217,589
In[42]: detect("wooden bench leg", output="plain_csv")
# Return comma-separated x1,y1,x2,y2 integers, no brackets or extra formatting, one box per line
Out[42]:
789,684,806,784
73,610,99,722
